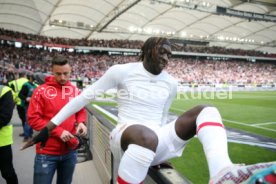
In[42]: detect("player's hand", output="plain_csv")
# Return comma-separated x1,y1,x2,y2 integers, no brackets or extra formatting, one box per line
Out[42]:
21,121,56,150
76,122,87,137
21,126,50,150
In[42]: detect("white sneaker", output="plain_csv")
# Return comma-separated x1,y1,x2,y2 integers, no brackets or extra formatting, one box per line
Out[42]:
209,161,276,184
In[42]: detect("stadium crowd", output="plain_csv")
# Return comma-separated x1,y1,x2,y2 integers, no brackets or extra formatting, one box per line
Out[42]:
0,45,275,86
1,28,276,57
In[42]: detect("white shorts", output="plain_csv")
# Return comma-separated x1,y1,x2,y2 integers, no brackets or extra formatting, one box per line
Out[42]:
109,120,189,167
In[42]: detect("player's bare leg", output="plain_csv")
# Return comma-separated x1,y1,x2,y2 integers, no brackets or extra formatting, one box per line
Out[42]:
117,124,158,184
175,105,276,184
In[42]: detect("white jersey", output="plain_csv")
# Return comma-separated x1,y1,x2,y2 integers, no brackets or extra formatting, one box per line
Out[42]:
51,62,177,128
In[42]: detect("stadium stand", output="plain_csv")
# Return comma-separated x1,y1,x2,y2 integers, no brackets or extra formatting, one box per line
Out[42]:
0,43,275,87
1,28,276,57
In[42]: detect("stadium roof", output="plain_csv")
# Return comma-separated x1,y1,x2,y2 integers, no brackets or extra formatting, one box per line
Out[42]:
0,0,276,53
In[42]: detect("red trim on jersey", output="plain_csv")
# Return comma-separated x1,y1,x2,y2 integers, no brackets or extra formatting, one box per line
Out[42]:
197,122,224,134
117,176,143,184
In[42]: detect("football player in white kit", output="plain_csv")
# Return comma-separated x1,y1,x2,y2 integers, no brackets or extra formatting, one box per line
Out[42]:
23,37,276,184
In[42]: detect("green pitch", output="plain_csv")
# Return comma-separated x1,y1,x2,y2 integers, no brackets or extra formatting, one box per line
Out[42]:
170,91,276,183
171,91,276,138
92,91,276,184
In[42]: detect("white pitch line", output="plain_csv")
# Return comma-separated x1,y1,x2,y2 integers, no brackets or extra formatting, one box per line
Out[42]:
222,119,251,126
92,104,118,122
170,107,276,133
252,122,276,126
93,105,276,133
223,119,276,133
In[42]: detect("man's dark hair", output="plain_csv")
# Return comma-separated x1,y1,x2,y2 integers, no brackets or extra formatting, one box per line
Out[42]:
18,70,26,78
33,72,49,85
139,37,171,61
51,56,68,67
26,73,34,80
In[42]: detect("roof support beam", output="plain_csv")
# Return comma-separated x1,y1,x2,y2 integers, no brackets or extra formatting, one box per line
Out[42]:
85,0,141,39
38,0,63,35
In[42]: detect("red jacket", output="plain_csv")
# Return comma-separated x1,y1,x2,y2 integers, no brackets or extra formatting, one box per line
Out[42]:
28,76,86,155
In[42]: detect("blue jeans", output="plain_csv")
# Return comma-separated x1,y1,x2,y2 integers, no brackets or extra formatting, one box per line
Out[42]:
24,108,33,139
33,151,77,184
23,122,33,139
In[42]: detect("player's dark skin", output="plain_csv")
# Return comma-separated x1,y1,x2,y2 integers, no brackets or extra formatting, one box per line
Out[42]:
22,37,209,155
120,38,208,152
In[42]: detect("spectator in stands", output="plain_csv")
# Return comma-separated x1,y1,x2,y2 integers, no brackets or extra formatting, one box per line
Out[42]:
18,73,38,142
26,56,87,184
23,37,275,184
1,43,275,85
8,71,28,137
2,27,276,57
0,84,18,184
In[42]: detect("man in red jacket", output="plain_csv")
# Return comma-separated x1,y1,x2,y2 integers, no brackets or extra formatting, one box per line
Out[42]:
27,56,87,184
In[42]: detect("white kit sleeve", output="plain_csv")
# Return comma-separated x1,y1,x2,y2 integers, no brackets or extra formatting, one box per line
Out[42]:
51,65,122,125
161,81,177,125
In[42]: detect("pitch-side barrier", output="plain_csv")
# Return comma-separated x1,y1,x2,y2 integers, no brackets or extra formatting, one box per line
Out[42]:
85,104,192,184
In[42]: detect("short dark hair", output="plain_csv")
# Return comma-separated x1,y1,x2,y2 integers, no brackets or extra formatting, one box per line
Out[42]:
18,70,26,78
139,37,171,61
26,73,34,80
51,56,68,67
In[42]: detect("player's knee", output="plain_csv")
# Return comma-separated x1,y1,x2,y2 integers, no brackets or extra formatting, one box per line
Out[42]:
138,130,158,152
122,125,158,152
196,104,214,113
175,105,215,140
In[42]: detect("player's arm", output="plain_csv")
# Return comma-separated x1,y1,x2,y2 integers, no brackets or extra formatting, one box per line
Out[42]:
161,81,177,125
50,64,121,126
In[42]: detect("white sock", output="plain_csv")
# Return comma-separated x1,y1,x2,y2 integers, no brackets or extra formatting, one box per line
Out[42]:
196,107,233,178
117,144,155,184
